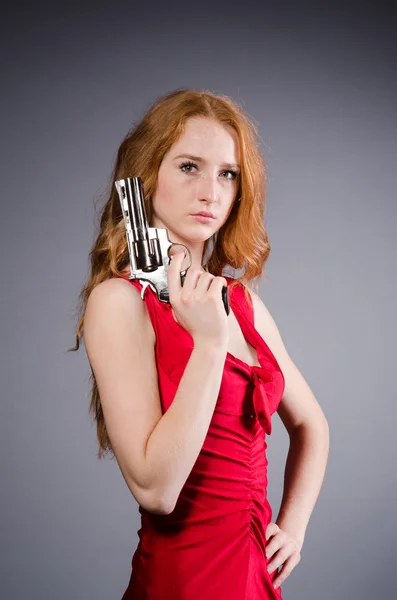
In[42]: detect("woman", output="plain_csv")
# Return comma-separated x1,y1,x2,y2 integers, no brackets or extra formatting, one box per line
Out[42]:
70,89,329,599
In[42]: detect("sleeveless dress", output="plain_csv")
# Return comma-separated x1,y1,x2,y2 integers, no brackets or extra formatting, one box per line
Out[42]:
120,275,285,600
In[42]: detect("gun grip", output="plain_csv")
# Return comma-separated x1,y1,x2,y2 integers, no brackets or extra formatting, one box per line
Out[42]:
179,271,230,316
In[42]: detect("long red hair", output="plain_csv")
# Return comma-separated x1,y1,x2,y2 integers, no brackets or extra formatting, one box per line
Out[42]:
68,88,271,458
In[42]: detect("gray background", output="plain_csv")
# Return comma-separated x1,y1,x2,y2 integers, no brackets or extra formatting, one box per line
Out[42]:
1,1,396,598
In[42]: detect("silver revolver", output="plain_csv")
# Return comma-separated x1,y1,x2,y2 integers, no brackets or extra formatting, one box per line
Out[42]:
114,177,230,314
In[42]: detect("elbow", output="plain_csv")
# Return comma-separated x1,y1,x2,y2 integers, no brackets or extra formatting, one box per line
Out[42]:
152,501,176,516
135,483,177,516
151,488,177,515
123,460,178,515
145,495,175,515
290,415,329,439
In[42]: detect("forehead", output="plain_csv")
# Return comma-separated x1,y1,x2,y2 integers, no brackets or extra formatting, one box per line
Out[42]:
171,116,240,162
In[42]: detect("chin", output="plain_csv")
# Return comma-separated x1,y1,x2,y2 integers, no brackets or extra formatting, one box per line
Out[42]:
159,217,217,244
183,234,212,245
187,225,215,238
174,228,212,245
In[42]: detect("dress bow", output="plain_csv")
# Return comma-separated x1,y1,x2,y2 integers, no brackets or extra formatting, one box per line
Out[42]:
250,366,274,436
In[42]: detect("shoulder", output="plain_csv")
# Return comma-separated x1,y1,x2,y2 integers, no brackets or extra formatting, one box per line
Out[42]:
249,288,328,432
89,276,144,298
246,288,288,360
85,278,155,341
248,288,275,327
243,286,291,377
86,277,141,312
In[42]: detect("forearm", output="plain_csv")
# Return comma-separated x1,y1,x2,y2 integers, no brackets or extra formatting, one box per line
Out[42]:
145,341,228,512
274,421,330,546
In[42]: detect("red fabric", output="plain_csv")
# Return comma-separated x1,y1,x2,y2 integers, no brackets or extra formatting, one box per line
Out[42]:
120,276,285,600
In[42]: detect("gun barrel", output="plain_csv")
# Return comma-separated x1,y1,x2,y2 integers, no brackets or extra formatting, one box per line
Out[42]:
115,176,161,274
116,177,149,241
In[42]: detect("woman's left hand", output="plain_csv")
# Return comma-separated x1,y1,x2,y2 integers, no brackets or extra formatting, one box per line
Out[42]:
265,522,303,589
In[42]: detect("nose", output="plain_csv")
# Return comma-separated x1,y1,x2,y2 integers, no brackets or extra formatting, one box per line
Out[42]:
197,171,219,203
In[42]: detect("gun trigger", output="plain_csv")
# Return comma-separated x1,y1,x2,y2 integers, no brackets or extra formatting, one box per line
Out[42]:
140,281,150,300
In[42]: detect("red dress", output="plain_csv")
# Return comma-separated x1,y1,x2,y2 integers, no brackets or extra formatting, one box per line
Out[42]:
120,276,285,600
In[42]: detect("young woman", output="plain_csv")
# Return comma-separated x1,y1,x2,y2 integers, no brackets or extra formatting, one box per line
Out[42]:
71,89,329,599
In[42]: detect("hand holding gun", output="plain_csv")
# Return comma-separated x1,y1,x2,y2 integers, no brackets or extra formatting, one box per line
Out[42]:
114,177,230,315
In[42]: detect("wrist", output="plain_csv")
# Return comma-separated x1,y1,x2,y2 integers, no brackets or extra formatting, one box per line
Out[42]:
275,518,306,550
193,338,229,355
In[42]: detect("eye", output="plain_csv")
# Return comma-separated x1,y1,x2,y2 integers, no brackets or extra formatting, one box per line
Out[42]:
221,170,239,180
179,161,198,174
179,161,239,181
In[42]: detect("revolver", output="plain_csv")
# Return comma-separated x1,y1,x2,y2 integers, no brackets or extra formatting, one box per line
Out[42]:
114,177,230,315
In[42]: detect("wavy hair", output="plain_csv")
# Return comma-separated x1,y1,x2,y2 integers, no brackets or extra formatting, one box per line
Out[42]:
68,88,271,459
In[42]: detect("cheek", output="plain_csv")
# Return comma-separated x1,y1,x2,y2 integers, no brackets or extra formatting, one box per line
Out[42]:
157,171,185,205
224,199,237,218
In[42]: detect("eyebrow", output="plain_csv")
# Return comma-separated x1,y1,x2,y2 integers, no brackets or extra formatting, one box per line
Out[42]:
173,153,240,170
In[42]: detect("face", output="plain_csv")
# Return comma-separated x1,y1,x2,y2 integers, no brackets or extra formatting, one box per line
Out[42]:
150,116,240,264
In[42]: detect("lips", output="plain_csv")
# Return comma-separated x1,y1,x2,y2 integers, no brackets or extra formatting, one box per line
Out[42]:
192,212,215,218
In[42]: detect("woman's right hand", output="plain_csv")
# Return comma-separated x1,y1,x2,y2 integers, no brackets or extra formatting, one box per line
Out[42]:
167,248,230,347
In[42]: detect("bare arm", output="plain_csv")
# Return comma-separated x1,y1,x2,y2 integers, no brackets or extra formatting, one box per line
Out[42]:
83,278,227,515
250,289,330,545
145,342,227,513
